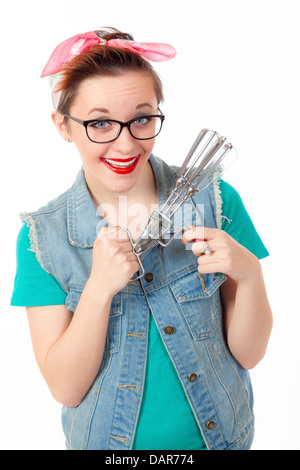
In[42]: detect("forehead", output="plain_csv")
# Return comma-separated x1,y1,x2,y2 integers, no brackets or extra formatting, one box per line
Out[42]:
71,71,158,114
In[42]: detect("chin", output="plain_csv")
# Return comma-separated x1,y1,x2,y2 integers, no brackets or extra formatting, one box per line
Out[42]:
108,178,138,194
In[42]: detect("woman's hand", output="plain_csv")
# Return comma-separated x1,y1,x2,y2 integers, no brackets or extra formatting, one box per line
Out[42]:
181,226,272,369
181,226,261,284
89,226,140,297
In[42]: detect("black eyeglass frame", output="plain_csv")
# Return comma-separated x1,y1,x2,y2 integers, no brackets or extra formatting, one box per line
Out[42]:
64,112,165,144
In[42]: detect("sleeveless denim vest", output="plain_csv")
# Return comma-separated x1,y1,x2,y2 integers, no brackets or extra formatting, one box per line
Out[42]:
21,155,254,450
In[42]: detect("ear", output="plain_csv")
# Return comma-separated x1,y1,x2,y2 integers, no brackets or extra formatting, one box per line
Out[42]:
51,111,72,142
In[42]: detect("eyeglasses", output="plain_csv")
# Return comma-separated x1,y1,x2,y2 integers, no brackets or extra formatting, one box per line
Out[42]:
64,112,165,144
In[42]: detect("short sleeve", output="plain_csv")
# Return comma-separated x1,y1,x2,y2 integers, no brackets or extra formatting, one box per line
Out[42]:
219,180,269,260
11,224,67,307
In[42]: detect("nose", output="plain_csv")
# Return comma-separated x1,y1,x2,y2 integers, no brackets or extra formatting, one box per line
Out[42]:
111,125,137,154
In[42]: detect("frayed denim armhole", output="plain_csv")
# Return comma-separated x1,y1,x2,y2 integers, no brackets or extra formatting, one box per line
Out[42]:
20,212,50,274
213,179,223,230
213,179,233,229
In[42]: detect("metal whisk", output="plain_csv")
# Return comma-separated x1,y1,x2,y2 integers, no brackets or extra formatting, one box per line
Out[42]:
122,128,238,279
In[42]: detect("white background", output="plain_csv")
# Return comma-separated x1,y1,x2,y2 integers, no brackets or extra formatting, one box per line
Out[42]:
1,0,299,450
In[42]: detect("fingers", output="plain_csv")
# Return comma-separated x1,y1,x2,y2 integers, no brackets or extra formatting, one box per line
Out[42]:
181,226,217,244
192,240,215,257
125,251,140,263
97,226,129,241
181,226,221,260
94,227,135,260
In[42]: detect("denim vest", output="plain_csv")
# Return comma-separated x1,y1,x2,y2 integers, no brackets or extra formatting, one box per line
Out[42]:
22,155,254,450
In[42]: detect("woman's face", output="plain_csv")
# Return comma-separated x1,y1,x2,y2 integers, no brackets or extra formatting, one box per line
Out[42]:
54,71,159,196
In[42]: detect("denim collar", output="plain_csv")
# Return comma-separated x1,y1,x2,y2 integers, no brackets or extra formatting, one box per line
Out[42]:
67,155,201,248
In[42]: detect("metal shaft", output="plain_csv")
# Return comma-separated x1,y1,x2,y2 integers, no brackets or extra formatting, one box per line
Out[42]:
133,128,237,260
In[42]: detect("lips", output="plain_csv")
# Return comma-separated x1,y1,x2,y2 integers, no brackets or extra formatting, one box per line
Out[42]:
101,155,141,174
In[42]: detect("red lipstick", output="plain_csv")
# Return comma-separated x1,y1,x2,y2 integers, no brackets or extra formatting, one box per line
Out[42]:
101,155,141,174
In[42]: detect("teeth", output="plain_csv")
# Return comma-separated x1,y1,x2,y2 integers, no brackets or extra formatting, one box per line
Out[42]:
105,158,136,168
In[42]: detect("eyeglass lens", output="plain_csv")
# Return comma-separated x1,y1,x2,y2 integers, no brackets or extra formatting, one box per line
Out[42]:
86,116,163,143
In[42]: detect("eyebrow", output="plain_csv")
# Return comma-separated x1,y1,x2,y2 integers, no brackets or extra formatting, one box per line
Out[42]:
87,103,153,116
88,107,109,115
136,103,153,110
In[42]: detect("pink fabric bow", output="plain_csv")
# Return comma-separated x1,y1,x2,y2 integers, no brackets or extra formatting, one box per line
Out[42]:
41,31,176,77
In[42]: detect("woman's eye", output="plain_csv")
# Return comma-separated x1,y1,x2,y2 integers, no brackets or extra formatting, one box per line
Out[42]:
133,116,152,126
90,120,112,130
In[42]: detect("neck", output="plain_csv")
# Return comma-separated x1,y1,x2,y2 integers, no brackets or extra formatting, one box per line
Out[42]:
85,161,158,239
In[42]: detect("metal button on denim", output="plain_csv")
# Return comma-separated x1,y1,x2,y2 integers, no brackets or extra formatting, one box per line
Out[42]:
188,373,197,382
206,420,215,431
164,325,175,335
145,272,154,283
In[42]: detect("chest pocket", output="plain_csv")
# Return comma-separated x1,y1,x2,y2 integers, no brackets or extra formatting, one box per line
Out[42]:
66,288,122,355
170,270,226,340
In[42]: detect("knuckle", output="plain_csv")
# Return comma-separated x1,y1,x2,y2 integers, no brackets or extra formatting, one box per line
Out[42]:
109,245,119,257
223,248,232,260
224,258,234,272
124,241,133,252
121,262,133,276
119,253,128,264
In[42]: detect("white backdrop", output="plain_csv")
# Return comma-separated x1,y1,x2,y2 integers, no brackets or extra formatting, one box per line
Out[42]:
1,0,299,450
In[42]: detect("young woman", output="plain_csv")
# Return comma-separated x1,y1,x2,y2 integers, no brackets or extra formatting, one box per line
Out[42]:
11,28,272,450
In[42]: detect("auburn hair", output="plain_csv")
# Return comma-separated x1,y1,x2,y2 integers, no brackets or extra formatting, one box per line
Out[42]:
54,27,164,115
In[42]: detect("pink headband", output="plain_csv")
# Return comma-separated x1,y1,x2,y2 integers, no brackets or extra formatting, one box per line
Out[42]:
41,31,176,77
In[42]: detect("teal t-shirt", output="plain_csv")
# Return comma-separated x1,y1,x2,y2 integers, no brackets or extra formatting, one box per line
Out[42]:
11,180,269,450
